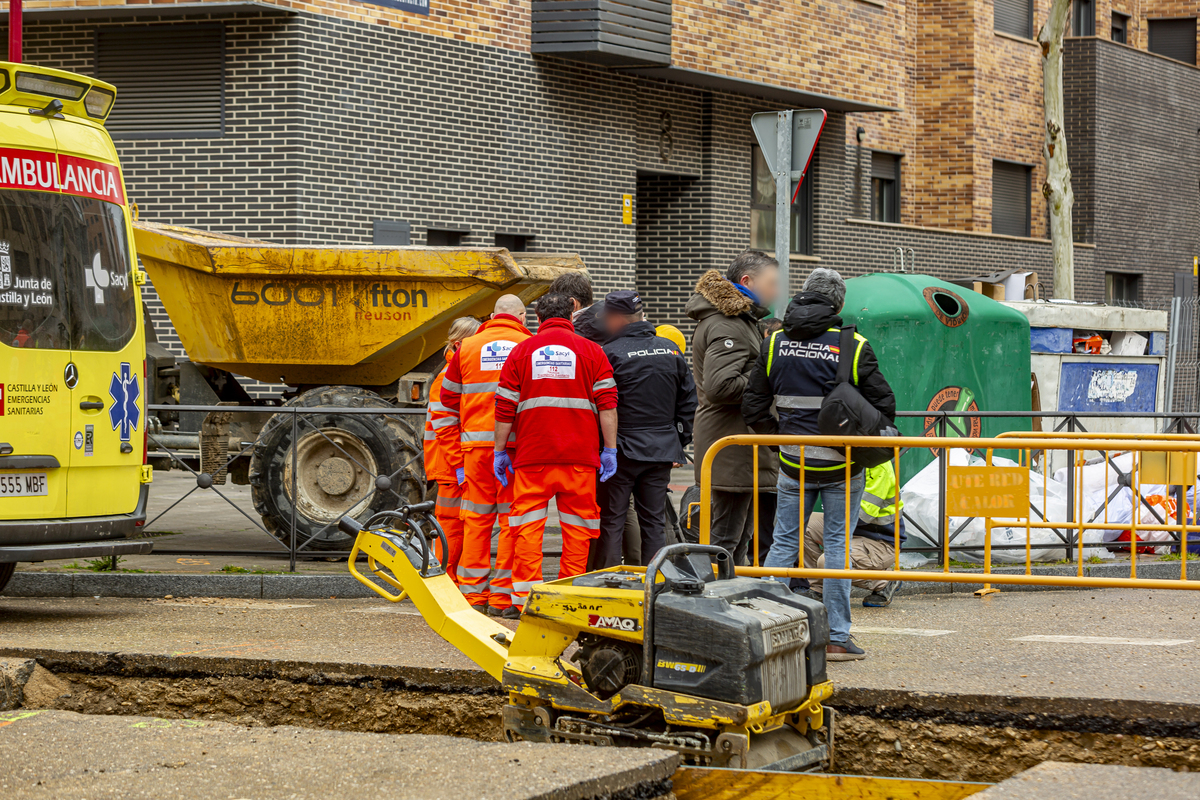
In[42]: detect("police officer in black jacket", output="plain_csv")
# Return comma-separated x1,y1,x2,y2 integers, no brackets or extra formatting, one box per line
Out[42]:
591,290,698,569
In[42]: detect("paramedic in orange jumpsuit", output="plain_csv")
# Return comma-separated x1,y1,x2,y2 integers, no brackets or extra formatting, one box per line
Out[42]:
493,293,618,613
439,295,531,614
423,316,482,582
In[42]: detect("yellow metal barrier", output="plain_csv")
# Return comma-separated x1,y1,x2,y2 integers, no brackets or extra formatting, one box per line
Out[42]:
699,434,1200,590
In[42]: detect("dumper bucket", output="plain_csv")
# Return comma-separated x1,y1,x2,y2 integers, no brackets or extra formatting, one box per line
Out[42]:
133,221,586,386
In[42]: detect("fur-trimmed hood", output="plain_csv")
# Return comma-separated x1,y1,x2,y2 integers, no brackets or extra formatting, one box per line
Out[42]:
685,269,769,322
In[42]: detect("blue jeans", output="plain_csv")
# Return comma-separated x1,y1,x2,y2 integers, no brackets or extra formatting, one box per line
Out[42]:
764,469,865,644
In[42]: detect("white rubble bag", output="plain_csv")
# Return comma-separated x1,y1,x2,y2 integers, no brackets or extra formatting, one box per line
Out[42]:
901,450,1113,564
1053,453,1177,548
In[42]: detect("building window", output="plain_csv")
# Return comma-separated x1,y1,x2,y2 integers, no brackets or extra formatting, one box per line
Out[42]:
494,233,533,252
427,229,467,246
1149,18,1197,64
1111,12,1129,43
750,145,813,255
1071,0,1095,36
992,160,1031,238
373,220,411,246
95,25,225,139
995,0,1033,39
870,152,900,223
1106,272,1139,304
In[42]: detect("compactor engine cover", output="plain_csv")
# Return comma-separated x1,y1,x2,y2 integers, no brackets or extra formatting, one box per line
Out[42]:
652,577,827,709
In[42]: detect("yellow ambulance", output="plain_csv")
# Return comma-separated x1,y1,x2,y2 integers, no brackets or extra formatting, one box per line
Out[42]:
0,63,152,593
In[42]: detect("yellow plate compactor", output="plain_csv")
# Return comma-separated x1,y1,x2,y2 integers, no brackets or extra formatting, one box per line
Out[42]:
342,503,836,771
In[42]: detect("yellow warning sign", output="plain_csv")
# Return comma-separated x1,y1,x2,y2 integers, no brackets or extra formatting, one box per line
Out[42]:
622,194,633,225
946,466,1029,517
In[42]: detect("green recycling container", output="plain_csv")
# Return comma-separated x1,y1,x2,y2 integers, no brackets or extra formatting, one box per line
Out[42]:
840,273,1032,479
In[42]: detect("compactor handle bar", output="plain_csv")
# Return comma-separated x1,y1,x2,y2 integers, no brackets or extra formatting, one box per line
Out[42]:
340,500,447,580
641,543,734,689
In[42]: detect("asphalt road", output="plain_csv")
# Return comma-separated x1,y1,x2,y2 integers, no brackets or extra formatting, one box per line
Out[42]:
2,588,1198,707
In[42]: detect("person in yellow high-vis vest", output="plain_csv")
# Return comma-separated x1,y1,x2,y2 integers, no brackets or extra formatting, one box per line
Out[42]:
803,460,905,608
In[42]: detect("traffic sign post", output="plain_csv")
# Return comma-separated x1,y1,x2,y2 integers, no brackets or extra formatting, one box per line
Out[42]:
751,109,827,306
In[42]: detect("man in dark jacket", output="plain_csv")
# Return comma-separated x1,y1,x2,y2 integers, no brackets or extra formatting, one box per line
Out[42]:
592,291,697,568
549,272,607,345
686,251,780,564
742,267,896,662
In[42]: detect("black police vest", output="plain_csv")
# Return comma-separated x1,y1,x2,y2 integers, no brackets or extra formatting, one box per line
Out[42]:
766,327,865,472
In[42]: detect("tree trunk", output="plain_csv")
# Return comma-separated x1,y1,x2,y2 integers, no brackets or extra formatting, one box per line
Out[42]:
1038,0,1075,300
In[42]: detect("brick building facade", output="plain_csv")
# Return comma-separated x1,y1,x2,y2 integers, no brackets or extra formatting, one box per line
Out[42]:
1,0,1194,353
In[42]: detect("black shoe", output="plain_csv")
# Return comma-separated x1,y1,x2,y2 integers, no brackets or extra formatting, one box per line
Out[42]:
863,581,902,608
793,588,820,602
496,605,521,620
472,603,488,615
827,636,867,662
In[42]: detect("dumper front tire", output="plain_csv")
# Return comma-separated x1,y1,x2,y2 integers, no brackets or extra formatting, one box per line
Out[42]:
250,386,424,553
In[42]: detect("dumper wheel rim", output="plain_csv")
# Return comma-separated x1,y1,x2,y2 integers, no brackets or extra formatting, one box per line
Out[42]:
250,386,424,553
283,427,380,524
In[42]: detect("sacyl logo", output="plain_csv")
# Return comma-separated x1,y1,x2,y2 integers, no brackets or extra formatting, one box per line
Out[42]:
85,253,127,304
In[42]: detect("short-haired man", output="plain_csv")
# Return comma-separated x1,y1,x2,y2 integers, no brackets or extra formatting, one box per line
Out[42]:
439,294,531,615
742,268,896,661
549,272,607,345
494,293,619,611
686,250,780,564
593,290,697,568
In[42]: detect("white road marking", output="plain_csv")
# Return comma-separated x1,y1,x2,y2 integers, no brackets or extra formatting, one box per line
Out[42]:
1012,635,1193,646
851,626,956,637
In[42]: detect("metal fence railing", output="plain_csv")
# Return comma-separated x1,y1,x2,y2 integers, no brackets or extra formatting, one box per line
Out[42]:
700,430,1200,591
145,403,426,571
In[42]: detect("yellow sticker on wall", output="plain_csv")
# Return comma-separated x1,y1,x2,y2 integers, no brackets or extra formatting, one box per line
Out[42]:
622,194,633,225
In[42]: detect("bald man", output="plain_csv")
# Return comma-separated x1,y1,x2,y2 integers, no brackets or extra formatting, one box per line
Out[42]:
438,295,531,613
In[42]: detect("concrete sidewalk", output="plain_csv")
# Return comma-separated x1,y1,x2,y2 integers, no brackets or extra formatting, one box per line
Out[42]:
0,710,677,800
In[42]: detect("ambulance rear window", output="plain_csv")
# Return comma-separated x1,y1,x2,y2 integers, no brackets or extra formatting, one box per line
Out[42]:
0,190,134,352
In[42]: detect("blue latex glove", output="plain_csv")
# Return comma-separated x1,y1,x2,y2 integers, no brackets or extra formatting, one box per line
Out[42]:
493,449,513,488
455,467,466,486
599,447,618,482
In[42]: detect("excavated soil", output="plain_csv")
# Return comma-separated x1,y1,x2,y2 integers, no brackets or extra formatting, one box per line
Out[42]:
29,672,504,740
836,714,1200,783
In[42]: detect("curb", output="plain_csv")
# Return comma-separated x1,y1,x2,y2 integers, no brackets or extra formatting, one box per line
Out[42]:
8,560,1199,599
5,572,379,599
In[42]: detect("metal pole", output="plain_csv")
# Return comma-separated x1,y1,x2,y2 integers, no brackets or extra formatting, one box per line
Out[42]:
938,416,947,567
775,110,792,303
1066,415,1076,563
290,409,298,573
1165,296,1182,418
9,0,22,63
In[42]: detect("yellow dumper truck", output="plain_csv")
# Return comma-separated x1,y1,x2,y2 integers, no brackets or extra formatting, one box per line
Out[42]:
134,221,583,551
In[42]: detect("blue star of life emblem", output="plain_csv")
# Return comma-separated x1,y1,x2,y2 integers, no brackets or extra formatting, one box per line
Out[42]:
108,362,141,442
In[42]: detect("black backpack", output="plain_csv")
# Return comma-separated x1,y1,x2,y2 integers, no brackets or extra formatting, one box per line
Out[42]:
817,326,895,469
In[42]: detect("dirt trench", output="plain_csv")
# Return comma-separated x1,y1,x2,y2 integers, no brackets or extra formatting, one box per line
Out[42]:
30,671,504,741
19,666,1200,784
835,714,1200,783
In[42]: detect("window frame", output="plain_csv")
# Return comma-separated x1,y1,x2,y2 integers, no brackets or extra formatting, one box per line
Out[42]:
869,150,901,224
1105,272,1140,304
427,229,468,247
94,23,226,140
1148,17,1198,65
994,0,1034,39
749,144,813,256
1071,0,1095,37
991,159,1032,239
1111,12,1129,44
